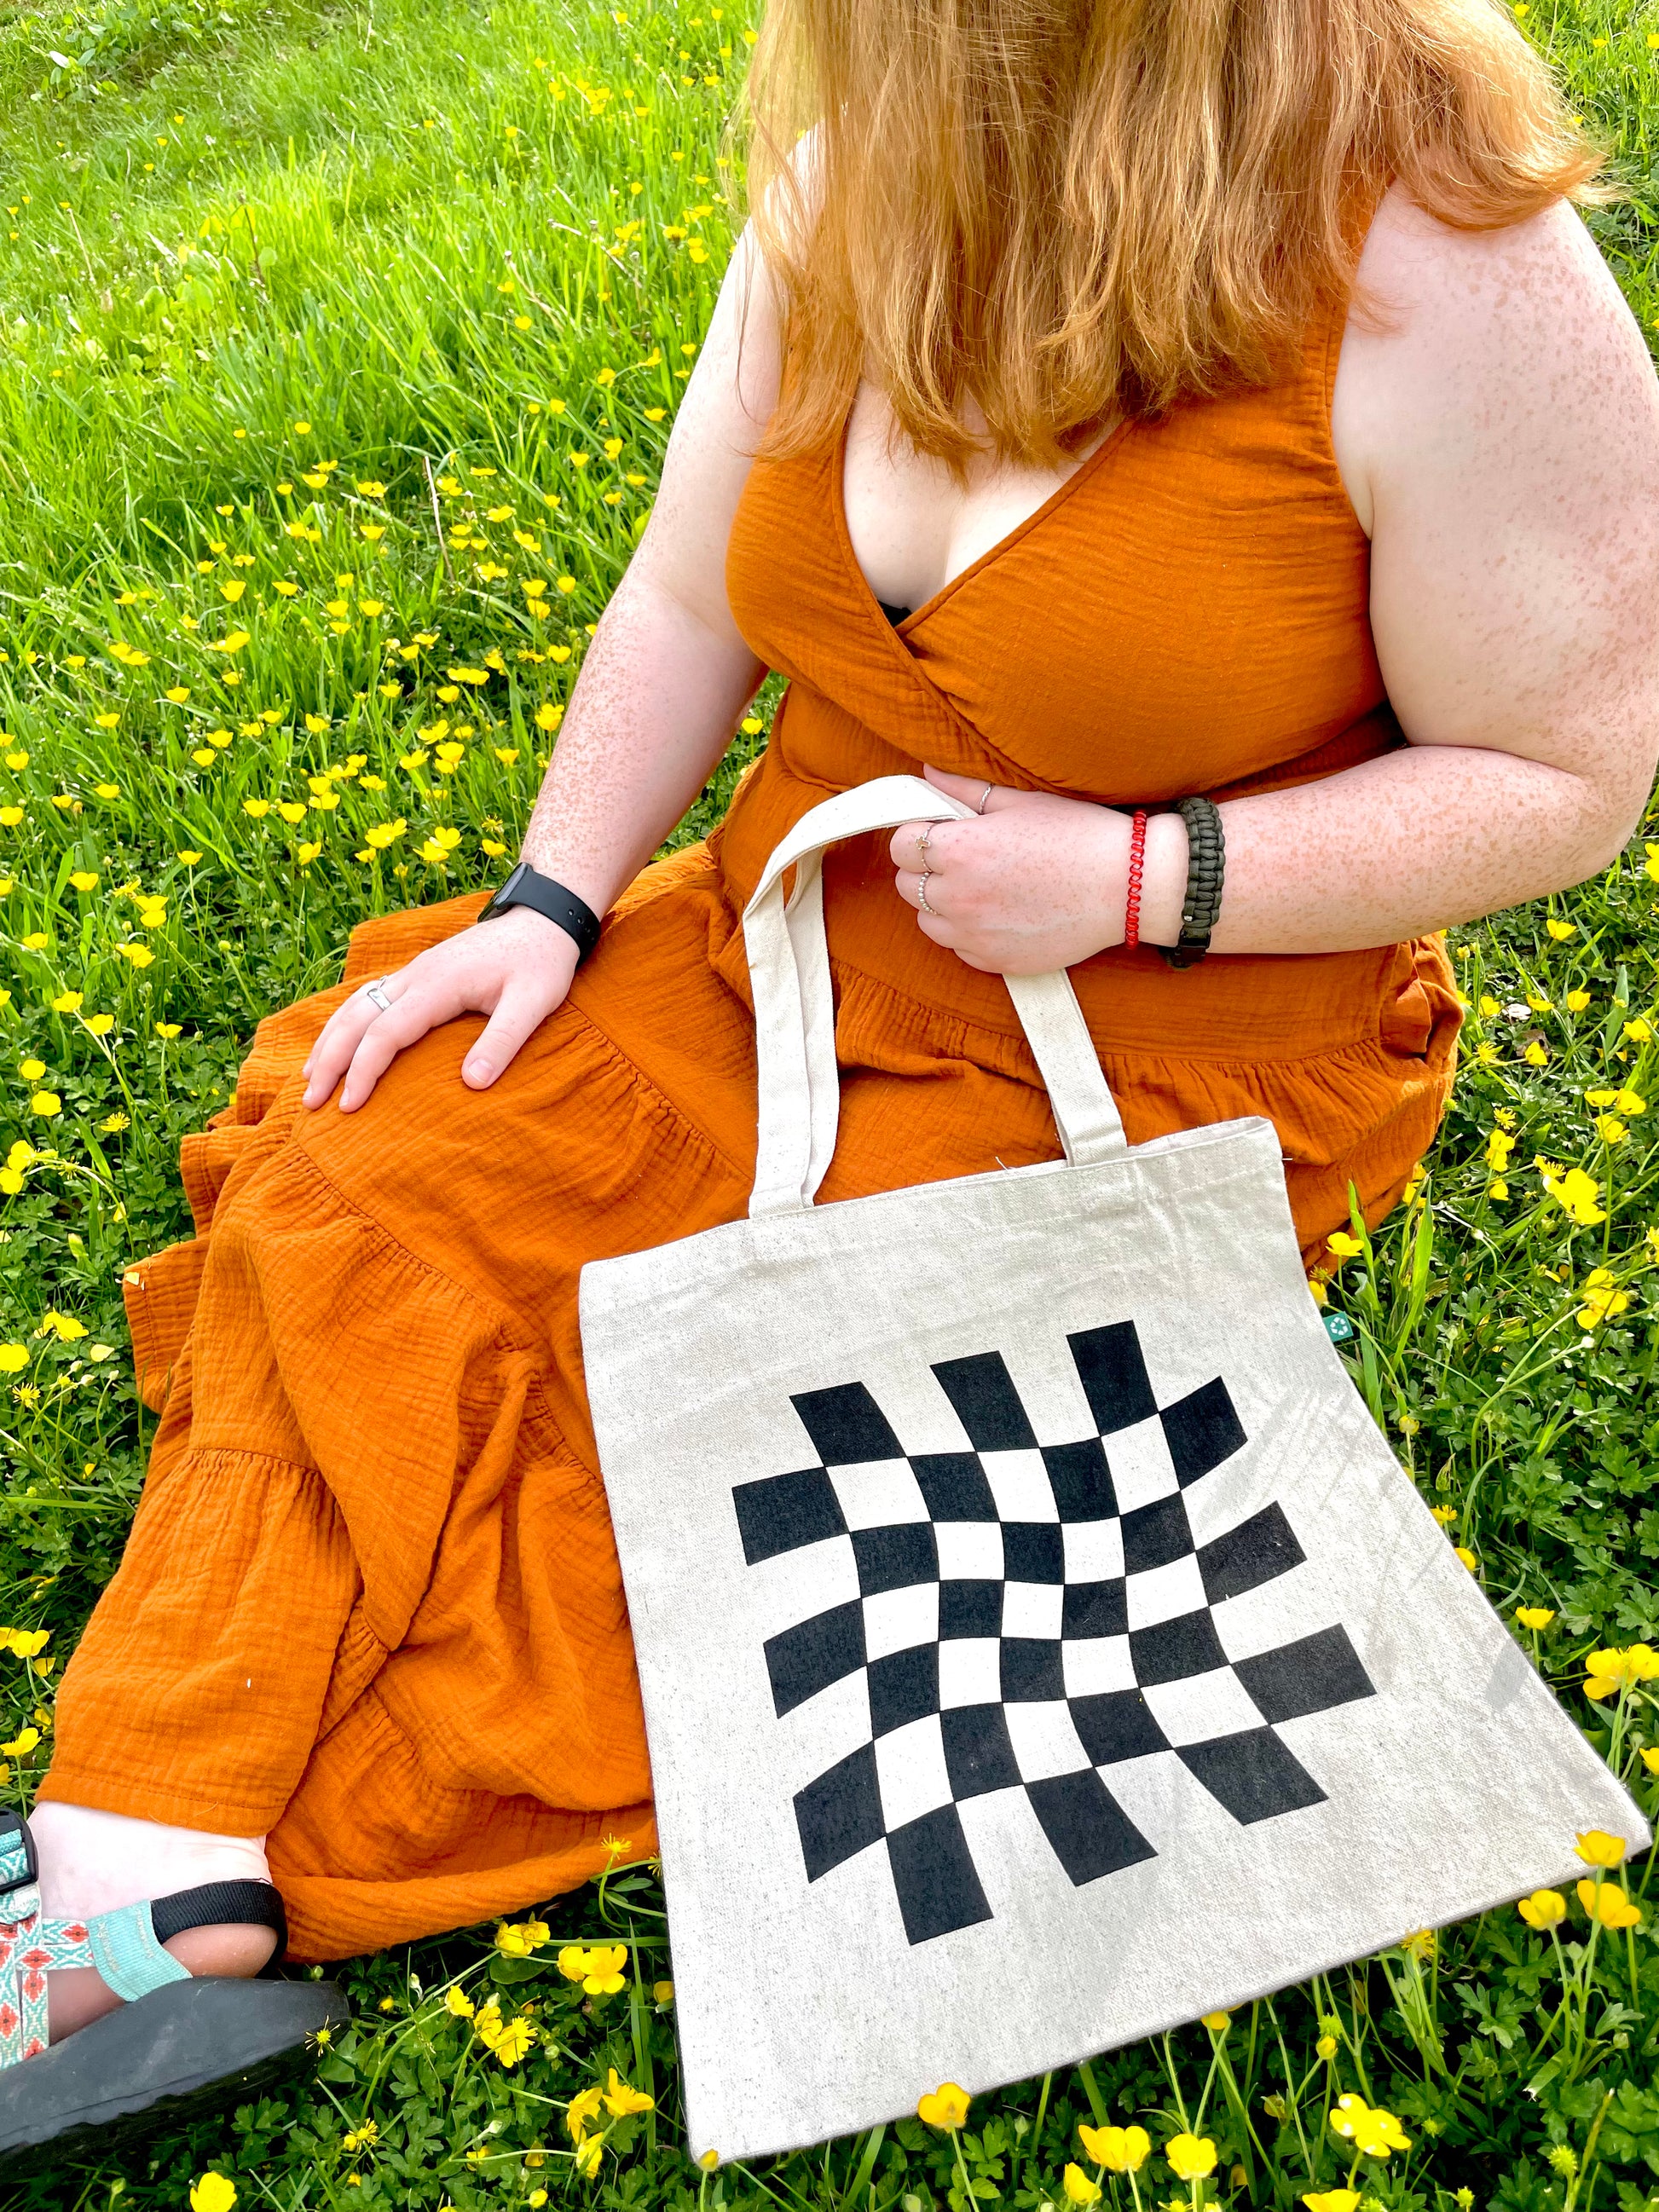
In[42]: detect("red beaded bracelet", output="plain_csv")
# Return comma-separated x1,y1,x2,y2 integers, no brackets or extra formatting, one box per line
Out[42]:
1124,809,1149,949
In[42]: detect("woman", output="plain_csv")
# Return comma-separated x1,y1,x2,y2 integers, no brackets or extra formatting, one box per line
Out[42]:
8,0,1659,2140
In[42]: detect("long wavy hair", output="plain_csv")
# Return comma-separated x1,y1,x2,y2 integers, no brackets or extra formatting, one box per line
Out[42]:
742,0,1604,471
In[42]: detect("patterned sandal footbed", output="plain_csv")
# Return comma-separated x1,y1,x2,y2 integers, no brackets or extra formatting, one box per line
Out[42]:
0,1809,287,2065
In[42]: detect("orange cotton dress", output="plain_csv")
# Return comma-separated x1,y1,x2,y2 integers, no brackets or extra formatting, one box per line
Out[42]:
41,294,1460,1961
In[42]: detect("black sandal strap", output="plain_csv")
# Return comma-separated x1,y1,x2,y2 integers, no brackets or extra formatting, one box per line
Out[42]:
150,1880,288,1968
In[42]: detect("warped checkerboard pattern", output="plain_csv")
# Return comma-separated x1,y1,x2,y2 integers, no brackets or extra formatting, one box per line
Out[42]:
731,1322,1375,1944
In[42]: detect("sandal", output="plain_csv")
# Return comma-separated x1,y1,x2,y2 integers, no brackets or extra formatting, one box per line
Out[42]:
0,1808,348,2163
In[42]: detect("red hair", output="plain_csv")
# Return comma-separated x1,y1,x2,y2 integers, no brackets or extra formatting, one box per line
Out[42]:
743,0,1606,471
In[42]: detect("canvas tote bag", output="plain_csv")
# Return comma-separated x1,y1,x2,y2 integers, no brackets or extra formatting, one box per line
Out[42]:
581,775,1646,2165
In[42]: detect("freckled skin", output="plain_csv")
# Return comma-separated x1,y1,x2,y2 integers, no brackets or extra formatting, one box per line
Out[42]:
303,184,1659,1106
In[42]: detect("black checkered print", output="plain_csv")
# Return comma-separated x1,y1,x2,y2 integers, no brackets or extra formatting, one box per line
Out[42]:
731,1322,1374,1945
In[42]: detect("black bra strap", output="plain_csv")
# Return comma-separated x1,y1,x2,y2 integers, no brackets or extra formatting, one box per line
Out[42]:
150,1879,288,1971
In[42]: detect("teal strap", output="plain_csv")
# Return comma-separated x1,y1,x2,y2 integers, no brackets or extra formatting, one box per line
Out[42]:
0,1831,31,1891
86,1899,193,2003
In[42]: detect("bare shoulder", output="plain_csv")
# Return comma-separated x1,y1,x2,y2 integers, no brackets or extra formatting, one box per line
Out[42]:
1332,182,1659,784
1331,181,1659,536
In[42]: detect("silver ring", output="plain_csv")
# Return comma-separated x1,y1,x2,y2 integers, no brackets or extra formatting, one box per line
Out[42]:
917,871,937,917
975,783,993,815
364,979,394,1014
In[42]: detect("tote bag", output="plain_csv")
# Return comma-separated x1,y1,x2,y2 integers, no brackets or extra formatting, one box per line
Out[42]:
580,776,1646,2166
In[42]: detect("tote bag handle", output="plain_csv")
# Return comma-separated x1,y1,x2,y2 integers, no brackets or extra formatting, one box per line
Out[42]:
742,775,1129,1218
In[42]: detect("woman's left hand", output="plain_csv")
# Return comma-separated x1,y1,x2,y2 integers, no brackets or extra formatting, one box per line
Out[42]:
890,765,1180,972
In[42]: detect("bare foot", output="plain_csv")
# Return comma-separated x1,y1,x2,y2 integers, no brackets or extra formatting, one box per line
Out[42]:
26,1803,280,2042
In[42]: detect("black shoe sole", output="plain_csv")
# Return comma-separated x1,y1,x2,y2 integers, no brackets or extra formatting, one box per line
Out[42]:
0,1975,350,2168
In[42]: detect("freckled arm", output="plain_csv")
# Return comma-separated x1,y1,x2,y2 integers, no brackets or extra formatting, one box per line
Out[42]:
517,228,777,914
1176,202,1659,957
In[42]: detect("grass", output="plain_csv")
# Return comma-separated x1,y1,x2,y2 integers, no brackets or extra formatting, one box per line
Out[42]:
0,0,1657,2201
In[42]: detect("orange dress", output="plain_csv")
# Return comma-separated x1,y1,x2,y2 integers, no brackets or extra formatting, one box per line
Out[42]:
40,297,1460,1961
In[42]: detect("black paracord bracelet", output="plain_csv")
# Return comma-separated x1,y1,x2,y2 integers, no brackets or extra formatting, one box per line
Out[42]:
1158,795,1225,970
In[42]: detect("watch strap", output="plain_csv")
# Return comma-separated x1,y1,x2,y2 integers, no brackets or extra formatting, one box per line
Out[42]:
479,863,603,963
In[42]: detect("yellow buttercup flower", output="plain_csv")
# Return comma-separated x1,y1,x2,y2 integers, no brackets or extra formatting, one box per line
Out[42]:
1329,2096,1410,2160
1303,2194,1361,2212
1200,2010,1231,2031
1517,1889,1566,1930
1079,2124,1150,2174
1576,1269,1632,1331
916,2083,971,2131
557,1943,627,1995
565,2083,604,2143
1576,1880,1641,1929
494,1918,550,1956
1325,1232,1363,1259
442,1985,475,2018
574,2133,605,2179
1165,2134,1217,2180
1545,918,1575,941
478,2013,536,2066
604,2069,654,2117
189,2179,238,2212
1540,1166,1604,1226
1315,2034,1338,2059
1583,1647,1659,1700
1574,1828,1627,1868
1062,2164,1101,2205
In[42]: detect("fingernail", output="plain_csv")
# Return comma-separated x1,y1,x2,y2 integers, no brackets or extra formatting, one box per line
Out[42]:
464,1057,493,1085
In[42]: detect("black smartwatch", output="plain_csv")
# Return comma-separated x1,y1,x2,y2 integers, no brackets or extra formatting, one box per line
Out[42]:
477,861,603,965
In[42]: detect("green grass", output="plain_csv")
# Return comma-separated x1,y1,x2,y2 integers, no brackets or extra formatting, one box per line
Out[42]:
0,0,1658,2203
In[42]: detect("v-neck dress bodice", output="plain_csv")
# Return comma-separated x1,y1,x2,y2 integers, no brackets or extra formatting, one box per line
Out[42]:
718,295,1458,1163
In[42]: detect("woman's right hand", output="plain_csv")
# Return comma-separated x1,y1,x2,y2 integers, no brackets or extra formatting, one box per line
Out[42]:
301,907,581,1112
